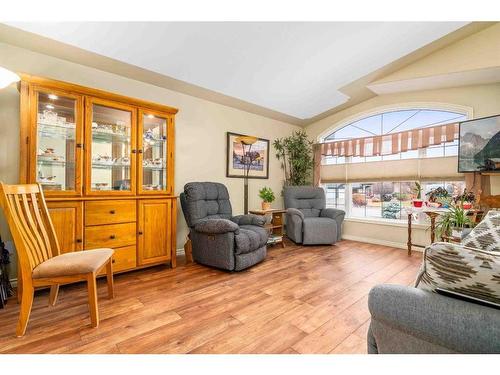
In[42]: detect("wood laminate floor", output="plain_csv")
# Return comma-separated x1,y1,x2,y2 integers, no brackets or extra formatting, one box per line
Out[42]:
0,240,422,354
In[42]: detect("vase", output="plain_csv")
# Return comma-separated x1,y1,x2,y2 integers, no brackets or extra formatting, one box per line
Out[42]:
261,201,271,211
412,199,423,208
462,202,473,210
451,227,464,239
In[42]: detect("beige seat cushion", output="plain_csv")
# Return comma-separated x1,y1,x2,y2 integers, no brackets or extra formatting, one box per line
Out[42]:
32,248,114,279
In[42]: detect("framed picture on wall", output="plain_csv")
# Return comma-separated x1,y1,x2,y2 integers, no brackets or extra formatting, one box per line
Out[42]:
226,132,269,179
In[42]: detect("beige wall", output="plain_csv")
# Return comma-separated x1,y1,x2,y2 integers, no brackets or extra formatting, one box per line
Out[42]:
373,23,500,85
0,42,300,279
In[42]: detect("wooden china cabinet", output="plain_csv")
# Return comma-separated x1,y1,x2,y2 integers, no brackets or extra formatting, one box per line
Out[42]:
19,75,178,275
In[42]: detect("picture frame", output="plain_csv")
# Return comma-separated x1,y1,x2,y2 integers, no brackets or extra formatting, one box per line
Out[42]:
458,114,500,173
226,132,270,179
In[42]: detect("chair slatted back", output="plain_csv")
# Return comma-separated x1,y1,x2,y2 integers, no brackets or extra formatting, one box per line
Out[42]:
0,183,60,273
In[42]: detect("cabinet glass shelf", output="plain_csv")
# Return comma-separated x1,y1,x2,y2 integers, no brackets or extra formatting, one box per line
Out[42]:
36,92,77,192
37,159,74,167
91,163,131,170
141,113,168,193
90,103,133,193
142,166,166,171
92,131,130,144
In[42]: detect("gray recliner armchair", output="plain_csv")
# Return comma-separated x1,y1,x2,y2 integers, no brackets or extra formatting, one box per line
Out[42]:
284,186,345,245
180,182,267,271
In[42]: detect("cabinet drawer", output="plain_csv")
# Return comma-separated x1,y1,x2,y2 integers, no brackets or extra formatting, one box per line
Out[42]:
98,245,137,274
272,214,283,226
85,222,137,249
85,200,136,226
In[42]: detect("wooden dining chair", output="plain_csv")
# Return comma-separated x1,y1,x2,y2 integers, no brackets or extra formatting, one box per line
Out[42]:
0,183,115,337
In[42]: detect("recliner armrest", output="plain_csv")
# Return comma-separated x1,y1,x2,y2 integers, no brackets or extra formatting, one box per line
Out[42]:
231,214,265,227
320,208,345,220
194,219,239,234
286,208,304,219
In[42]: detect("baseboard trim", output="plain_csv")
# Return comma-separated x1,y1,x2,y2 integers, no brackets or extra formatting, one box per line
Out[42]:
341,235,424,253
176,248,185,256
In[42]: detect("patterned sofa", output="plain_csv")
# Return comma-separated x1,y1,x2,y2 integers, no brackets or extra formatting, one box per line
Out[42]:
368,209,500,353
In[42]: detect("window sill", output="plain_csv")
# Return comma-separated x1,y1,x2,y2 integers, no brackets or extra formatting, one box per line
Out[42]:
345,217,428,229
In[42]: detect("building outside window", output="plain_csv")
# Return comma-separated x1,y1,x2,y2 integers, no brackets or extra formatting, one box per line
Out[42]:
323,180,466,222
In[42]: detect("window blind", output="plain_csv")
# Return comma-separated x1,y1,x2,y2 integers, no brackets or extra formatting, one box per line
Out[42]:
320,156,463,183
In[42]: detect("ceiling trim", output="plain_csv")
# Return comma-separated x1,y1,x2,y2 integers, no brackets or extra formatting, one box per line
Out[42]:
367,66,500,95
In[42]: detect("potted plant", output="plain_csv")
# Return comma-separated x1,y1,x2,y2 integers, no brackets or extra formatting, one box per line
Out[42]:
412,181,423,208
453,189,475,210
273,130,314,186
426,187,450,208
258,187,275,210
435,204,474,239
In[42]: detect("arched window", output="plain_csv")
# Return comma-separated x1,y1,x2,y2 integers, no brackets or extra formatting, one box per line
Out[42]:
320,106,470,221
322,108,468,164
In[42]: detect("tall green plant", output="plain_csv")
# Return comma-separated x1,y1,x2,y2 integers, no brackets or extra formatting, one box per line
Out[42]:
273,130,314,186
435,205,474,238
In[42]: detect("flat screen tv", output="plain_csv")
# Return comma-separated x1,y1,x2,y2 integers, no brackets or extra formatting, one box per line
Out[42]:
458,114,500,173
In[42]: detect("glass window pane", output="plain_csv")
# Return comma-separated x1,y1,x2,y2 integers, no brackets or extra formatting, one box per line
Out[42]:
36,92,77,192
91,104,132,191
445,145,458,156
365,182,382,218
351,156,365,163
351,183,366,217
382,153,400,161
142,114,168,191
400,149,419,159
365,155,382,162
425,146,444,158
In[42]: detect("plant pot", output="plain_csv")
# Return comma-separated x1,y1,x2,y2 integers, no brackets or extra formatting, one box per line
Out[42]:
451,227,464,239
412,199,423,208
462,202,473,210
261,201,271,211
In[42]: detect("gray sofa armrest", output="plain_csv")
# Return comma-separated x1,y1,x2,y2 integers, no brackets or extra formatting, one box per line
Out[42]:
320,208,344,241
194,219,239,234
231,214,265,227
368,284,500,353
286,208,304,219
320,208,345,220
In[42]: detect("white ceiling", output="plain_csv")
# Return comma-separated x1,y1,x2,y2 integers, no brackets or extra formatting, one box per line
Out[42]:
8,22,467,119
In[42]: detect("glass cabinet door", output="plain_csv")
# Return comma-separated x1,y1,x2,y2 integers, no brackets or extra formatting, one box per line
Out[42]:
33,89,83,195
138,110,171,194
86,98,136,194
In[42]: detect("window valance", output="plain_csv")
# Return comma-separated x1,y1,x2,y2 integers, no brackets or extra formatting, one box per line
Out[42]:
316,122,459,158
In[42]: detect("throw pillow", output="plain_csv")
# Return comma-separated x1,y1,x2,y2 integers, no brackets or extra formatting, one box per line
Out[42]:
462,209,500,252
415,241,500,305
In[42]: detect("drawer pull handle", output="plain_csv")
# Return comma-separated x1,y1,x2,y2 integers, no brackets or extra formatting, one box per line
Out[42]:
138,231,143,235
110,235,116,239
112,259,116,264
109,210,116,214
76,239,82,243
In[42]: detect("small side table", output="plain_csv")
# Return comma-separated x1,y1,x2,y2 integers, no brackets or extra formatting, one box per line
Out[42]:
406,209,444,256
249,209,286,248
